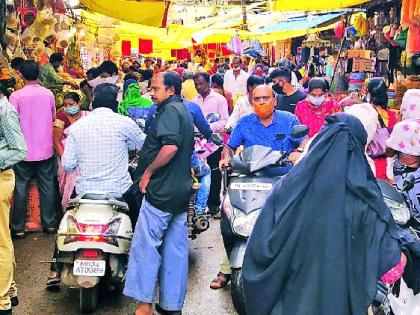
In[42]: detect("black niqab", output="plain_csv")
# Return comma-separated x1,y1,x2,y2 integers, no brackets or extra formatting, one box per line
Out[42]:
242,113,401,315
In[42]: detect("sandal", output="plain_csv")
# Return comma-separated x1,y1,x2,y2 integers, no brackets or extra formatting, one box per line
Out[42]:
210,272,231,290
46,272,61,292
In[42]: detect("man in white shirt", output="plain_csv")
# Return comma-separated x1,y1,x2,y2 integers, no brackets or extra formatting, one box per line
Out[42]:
225,75,265,130
223,57,249,97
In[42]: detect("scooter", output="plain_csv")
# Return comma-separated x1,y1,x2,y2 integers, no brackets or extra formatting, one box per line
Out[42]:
221,125,309,315
373,176,418,315
56,191,133,313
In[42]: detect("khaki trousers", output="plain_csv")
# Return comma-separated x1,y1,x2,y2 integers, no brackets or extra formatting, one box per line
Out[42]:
0,170,15,310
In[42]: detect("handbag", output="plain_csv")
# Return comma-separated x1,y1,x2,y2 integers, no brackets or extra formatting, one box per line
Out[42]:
367,112,390,158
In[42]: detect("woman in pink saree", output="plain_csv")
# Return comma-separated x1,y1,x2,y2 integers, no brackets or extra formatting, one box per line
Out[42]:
53,92,87,211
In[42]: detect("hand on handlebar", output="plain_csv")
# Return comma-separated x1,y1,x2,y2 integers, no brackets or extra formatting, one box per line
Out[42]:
219,158,231,170
288,151,302,165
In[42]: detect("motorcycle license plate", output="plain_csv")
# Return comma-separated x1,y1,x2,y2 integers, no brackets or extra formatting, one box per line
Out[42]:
230,182,273,191
73,260,106,277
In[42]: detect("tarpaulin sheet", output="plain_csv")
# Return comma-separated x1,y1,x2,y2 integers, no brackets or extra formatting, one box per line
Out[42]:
80,0,169,27
272,0,370,11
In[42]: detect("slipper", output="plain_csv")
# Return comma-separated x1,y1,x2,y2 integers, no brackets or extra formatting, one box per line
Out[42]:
210,272,231,290
46,274,61,292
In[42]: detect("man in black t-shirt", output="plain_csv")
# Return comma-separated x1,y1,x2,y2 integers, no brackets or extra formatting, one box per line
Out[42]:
124,72,193,315
270,68,306,114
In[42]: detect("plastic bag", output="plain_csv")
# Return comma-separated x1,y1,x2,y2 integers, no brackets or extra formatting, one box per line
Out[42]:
389,278,420,314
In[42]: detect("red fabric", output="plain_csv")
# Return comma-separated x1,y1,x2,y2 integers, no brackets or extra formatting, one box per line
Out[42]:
221,44,232,56
171,49,177,57
207,43,217,50
374,158,388,180
208,52,215,58
139,39,153,54
121,40,131,56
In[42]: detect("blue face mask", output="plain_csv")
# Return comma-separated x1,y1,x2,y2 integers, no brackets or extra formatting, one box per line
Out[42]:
64,106,80,116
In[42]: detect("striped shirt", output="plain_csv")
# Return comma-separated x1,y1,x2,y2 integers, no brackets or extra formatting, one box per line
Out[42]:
0,96,27,169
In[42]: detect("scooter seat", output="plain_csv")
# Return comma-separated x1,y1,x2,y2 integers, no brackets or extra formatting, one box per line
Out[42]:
82,193,111,201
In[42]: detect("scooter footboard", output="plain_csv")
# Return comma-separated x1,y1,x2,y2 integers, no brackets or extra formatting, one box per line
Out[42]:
229,240,247,269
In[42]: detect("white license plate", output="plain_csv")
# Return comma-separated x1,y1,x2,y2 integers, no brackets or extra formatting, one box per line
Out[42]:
230,182,273,191
73,260,106,277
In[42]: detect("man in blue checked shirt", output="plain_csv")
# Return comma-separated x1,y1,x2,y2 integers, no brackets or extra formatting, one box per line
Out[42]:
61,83,145,197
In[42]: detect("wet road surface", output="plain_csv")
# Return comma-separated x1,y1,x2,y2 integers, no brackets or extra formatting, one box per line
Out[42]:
12,219,238,315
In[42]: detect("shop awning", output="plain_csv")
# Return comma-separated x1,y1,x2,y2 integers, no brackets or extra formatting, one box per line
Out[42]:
79,0,170,27
271,0,370,11
258,12,345,34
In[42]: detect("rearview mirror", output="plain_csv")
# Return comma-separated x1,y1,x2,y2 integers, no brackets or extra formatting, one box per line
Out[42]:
291,125,309,139
402,175,416,192
206,113,221,124
209,133,223,146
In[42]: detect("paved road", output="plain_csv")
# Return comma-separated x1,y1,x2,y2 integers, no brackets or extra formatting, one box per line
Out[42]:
12,219,238,315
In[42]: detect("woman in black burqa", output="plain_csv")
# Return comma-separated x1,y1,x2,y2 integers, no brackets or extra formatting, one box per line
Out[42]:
242,113,402,315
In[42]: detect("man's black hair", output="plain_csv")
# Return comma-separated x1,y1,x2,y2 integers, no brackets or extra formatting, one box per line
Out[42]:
49,53,64,64
98,61,118,76
86,67,99,78
92,83,119,112
210,73,224,88
269,68,292,82
11,57,24,71
193,72,210,84
162,71,182,96
124,74,138,82
247,75,265,89
20,60,40,81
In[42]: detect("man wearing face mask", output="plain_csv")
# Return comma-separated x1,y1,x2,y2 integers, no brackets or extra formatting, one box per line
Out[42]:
294,77,340,137
270,68,306,114
220,84,308,168
223,57,249,97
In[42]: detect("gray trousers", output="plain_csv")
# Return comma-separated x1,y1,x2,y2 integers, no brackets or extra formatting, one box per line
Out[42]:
11,156,57,232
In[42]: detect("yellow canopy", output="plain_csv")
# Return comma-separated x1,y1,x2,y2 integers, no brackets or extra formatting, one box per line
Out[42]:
79,0,169,27
271,0,369,11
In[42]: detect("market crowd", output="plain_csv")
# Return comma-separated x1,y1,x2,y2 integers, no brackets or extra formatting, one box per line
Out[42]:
0,52,419,315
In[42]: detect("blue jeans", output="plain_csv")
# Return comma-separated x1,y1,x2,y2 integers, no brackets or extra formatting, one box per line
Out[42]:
195,171,211,214
123,199,188,311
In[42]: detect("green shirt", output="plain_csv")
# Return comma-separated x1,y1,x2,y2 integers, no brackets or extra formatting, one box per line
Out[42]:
0,96,27,169
39,63,66,90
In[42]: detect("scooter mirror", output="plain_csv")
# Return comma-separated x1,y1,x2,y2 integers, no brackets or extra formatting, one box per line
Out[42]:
402,175,416,192
291,125,309,139
209,133,223,146
206,113,221,123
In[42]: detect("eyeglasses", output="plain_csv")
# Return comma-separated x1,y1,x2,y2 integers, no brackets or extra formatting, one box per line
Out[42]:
253,96,272,103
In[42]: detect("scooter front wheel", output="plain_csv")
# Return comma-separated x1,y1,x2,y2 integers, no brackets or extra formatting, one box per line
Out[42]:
231,268,247,315
79,286,98,313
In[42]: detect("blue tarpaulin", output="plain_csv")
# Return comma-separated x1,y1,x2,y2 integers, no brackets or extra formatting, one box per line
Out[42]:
258,12,345,34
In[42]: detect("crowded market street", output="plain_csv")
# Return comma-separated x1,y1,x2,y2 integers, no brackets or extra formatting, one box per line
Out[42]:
12,220,237,315
1,0,420,315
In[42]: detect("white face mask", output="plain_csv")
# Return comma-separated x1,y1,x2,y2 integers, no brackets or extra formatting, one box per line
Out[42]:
309,95,326,106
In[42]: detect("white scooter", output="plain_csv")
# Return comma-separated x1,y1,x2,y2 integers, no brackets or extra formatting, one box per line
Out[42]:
56,191,133,313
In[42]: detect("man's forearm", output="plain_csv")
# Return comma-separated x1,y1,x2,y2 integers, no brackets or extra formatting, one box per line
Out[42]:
145,145,178,176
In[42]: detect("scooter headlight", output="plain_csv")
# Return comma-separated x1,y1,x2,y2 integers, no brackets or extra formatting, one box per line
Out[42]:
384,198,410,225
232,208,261,237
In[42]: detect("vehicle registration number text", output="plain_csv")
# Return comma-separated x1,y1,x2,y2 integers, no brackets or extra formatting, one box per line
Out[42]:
73,260,106,277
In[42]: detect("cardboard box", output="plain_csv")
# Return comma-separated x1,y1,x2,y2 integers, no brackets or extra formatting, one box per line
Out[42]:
347,49,373,59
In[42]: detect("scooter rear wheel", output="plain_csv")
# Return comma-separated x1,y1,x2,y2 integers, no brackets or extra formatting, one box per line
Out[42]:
79,286,98,313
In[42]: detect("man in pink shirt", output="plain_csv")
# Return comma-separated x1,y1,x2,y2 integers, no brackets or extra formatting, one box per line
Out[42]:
193,72,229,213
9,60,57,238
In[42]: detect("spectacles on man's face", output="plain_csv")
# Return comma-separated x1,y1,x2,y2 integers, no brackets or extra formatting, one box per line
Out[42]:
253,96,272,103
